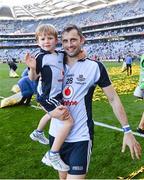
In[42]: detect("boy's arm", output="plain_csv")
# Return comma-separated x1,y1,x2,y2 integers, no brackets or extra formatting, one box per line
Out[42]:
28,68,39,81
49,105,70,121
25,53,40,80
102,84,141,159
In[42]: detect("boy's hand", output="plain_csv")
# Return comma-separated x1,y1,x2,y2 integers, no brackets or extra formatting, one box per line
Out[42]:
50,105,69,121
25,53,36,69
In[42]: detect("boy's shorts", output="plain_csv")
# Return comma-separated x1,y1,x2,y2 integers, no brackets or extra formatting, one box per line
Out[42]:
37,93,62,112
49,135,93,175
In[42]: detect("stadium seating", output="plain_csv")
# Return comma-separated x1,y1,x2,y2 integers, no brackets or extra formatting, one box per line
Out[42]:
0,0,143,61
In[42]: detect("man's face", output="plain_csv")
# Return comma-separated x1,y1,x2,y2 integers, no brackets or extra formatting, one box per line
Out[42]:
62,29,85,57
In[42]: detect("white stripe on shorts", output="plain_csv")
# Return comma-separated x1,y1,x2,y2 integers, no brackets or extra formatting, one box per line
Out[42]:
86,140,92,172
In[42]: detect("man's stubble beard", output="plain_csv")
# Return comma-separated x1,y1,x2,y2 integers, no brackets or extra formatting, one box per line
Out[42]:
66,48,82,58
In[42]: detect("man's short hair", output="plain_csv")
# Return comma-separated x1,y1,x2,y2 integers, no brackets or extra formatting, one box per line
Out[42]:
61,24,83,38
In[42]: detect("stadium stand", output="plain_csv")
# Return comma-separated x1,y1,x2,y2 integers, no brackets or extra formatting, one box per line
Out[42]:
0,0,143,62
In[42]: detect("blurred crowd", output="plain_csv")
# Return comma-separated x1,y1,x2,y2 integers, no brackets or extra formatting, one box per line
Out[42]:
0,0,144,61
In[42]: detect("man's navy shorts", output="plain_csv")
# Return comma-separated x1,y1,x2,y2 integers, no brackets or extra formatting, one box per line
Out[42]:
49,135,93,175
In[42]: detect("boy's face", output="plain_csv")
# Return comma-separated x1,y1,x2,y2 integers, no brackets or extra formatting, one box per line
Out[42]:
37,33,57,52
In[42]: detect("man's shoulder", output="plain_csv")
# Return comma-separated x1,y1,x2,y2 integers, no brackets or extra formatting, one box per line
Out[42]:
84,58,104,66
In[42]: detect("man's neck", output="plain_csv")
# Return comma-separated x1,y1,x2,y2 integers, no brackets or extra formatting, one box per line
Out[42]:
66,50,86,66
67,56,78,66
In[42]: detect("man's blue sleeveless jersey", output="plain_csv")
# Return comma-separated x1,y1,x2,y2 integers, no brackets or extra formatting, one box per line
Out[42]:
49,58,111,142
35,49,64,105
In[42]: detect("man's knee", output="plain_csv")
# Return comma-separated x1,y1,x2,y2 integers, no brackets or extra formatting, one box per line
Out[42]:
59,172,86,180
67,174,86,179
59,171,67,180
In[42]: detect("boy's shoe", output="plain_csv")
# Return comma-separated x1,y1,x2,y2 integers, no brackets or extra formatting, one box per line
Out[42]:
41,152,52,167
42,151,70,171
137,128,144,134
30,130,49,145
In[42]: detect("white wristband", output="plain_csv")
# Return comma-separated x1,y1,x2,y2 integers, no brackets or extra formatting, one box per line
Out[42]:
122,125,132,134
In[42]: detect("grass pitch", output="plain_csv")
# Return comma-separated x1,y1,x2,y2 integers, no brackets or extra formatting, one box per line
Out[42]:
0,62,144,179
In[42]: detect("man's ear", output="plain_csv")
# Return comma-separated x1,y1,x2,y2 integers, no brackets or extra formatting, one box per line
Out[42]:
80,36,85,45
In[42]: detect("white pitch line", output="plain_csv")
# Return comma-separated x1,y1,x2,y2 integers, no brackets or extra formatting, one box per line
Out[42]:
94,121,144,138
1,95,143,138
30,104,144,138
30,104,42,110
0,96,4,99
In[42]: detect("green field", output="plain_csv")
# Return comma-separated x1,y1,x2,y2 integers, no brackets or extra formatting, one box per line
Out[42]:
0,62,144,179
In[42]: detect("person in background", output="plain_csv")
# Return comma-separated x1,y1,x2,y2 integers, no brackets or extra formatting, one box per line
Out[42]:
0,67,37,108
125,52,133,75
17,68,37,105
137,112,144,134
7,58,19,78
135,54,144,134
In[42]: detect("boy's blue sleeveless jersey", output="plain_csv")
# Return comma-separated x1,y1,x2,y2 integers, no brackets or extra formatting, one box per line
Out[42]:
49,58,111,142
35,49,64,100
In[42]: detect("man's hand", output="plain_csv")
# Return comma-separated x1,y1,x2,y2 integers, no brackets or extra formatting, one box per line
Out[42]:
50,105,70,121
25,53,36,69
122,132,141,159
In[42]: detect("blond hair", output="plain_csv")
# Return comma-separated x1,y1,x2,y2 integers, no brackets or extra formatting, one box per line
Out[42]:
35,24,58,41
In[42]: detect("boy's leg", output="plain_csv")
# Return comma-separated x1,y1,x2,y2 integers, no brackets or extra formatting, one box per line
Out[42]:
30,113,50,145
37,113,51,131
51,113,73,151
42,113,73,171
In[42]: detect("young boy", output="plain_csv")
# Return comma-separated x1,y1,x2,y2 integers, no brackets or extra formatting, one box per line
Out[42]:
25,24,73,172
